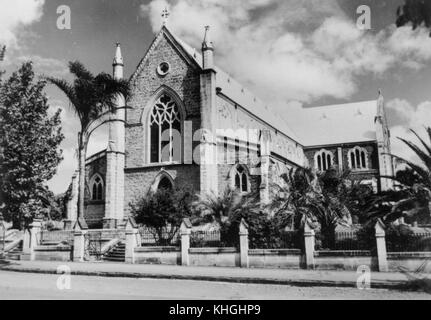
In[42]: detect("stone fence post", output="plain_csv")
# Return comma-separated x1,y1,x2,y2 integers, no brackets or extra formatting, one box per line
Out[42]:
375,219,388,272
22,219,42,261
303,219,315,270
125,217,139,264
72,220,87,262
239,219,249,268
64,171,78,230
180,218,192,266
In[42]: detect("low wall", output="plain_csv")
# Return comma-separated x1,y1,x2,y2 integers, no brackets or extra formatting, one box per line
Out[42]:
189,248,239,267
314,250,375,271
134,246,180,265
33,245,73,262
248,249,302,269
388,252,431,273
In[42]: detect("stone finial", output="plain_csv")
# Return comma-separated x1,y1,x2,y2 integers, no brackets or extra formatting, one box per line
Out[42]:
125,216,138,230
304,218,315,233
239,218,249,234
376,88,385,121
74,217,88,231
113,43,124,66
375,218,386,235
202,26,214,50
180,218,192,231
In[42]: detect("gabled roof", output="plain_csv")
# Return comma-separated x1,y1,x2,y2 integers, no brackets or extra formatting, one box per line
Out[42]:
146,27,301,143
289,100,379,147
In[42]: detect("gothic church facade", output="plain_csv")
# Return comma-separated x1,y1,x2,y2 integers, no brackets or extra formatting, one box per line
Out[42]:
65,24,394,229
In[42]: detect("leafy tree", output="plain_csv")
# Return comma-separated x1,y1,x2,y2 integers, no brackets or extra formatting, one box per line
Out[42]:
130,185,196,245
47,62,130,225
397,0,431,36
0,62,64,229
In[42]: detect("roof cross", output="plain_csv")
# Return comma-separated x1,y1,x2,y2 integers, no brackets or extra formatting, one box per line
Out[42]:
161,7,169,26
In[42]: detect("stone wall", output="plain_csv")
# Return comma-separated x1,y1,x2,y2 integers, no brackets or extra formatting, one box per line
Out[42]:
134,246,181,265
33,246,73,262
124,164,200,217
126,32,202,169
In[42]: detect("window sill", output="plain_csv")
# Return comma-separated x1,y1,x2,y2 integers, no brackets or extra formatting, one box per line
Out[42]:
127,162,185,170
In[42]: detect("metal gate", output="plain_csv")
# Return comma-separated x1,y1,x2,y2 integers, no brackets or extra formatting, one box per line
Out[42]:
84,231,103,261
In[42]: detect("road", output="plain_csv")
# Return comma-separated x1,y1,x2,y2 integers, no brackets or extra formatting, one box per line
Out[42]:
0,270,429,300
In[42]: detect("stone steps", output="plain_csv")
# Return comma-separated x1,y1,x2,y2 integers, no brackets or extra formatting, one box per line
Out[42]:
103,242,125,262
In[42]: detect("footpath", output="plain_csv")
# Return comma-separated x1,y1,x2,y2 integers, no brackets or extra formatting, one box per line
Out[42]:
0,259,428,291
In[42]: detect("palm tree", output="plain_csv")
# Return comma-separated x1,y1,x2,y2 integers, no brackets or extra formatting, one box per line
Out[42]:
270,167,355,248
388,128,431,222
270,167,322,230
396,0,431,36
46,61,130,226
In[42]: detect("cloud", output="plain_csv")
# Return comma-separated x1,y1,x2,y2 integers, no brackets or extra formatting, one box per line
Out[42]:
4,55,69,78
386,99,431,165
0,0,45,50
141,0,431,103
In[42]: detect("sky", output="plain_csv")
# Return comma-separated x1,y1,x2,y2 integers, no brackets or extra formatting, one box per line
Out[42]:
1,0,431,193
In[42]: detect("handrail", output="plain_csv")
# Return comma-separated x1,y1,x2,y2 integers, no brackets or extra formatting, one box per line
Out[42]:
5,238,22,252
101,238,121,256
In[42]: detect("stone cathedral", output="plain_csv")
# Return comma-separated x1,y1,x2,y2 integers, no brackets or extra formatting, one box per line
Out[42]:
65,22,394,229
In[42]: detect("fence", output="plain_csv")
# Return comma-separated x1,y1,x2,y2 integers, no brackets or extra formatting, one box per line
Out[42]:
139,227,180,246
0,224,5,253
281,231,301,249
248,231,301,249
386,232,431,252
190,230,222,248
38,230,74,245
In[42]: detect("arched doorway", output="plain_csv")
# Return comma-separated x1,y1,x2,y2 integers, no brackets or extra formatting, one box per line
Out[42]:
158,176,173,191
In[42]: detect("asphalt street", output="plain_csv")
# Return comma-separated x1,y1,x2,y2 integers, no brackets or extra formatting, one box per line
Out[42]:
0,270,429,300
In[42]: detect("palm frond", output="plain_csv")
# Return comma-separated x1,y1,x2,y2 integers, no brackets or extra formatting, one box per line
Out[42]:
391,154,431,187
411,129,431,156
45,77,81,119
399,137,431,170
69,61,94,81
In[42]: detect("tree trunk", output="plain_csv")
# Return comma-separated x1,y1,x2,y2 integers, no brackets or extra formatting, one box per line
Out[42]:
77,134,88,222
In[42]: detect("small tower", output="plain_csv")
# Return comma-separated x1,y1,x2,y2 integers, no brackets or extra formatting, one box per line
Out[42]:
104,43,126,229
375,89,394,191
113,42,124,79
199,26,218,196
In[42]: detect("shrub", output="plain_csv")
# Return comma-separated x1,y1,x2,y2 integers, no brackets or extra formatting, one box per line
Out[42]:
130,185,196,245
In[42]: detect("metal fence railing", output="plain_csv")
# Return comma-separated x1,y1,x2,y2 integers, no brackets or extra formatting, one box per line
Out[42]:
248,231,301,250
280,231,301,249
0,224,5,254
386,232,431,252
39,230,74,245
190,230,222,248
314,231,372,251
139,227,180,247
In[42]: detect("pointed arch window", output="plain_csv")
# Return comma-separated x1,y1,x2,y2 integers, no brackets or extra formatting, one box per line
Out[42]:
232,165,250,193
348,146,368,170
90,174,104,201
314,149,334,172
149,94,182,163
